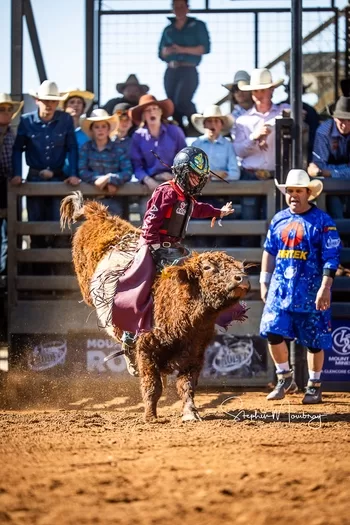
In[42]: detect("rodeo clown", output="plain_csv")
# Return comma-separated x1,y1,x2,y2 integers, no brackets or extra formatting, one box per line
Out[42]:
260,169,341,404
106,146,237,375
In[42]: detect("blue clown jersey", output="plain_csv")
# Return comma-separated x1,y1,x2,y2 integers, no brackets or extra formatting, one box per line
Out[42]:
264,205,341,313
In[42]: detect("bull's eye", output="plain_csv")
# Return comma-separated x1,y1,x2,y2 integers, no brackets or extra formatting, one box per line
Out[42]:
202,264,215,272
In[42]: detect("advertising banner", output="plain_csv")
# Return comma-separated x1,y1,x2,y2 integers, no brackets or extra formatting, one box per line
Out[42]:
323,319,350,382
10,331,271,385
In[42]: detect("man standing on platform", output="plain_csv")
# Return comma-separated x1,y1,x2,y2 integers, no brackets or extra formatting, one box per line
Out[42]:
158,0,210,134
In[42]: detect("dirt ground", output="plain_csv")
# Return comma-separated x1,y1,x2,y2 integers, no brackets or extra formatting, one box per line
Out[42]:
0,376,349,525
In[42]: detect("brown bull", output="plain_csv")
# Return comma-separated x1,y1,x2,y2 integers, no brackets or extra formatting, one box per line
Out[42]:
61,192,250,422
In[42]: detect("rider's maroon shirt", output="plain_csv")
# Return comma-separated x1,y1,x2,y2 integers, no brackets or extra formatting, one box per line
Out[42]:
141,182,221,245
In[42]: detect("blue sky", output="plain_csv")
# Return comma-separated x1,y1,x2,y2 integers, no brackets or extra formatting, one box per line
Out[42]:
0,0,348,112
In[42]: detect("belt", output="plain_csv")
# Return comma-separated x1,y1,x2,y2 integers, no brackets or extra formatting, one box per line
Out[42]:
168,61,196,69
161,241,182,248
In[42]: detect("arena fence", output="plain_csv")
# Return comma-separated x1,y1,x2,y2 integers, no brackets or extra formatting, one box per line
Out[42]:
3,180,350,389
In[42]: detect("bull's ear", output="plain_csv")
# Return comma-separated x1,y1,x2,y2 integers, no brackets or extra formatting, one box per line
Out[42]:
177,268,190,284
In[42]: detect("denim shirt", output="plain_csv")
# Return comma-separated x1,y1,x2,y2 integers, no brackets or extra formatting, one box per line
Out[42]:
12,110,78,179
312,118,350,179
158,16,210,66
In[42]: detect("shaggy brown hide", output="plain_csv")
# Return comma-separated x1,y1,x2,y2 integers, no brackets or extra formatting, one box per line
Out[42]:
60,192,250,422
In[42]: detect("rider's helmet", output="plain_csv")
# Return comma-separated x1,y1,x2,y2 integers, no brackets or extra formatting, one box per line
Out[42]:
172,146,210,196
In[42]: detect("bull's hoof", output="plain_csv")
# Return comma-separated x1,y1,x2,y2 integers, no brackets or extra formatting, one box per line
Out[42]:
182,410,202,423
144,416,169,424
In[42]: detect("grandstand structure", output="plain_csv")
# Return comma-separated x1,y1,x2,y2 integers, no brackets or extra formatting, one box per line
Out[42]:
1,0,350,390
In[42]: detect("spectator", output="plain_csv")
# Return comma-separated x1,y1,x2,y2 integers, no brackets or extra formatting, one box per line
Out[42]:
130,94,187,215
110,103,135,155
222,70,253,138
11,80,79,254
308,96,350,219
103,75,149,116
191,105,239,181
283,81,319,163
61,88,95,148
80,109,133,217
233,68,289,246
0,94,23,274
158,0,210,133
191,105,239,247
260,169,341,404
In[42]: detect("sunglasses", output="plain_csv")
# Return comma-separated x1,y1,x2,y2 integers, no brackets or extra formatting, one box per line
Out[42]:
0,106,15,113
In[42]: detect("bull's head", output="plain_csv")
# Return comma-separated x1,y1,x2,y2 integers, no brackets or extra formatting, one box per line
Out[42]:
172,251,250,312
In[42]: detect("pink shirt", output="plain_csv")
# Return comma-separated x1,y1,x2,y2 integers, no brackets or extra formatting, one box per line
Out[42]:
233,103,290,171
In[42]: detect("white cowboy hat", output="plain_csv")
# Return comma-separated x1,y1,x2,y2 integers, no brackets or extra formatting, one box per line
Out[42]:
60,88,95,112
239,68,284,91
0,93,24,120
80,108,117,138
275,169,323,201
191,105,234,135
29,80,65,100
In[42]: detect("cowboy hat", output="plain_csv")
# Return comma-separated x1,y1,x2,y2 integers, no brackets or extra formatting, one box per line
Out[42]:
116,74,149,95
80,108,117,138
239,68,284,91
60,88,95,112
29,80,65,101
0,93,24,120
191,105,234,135
130,94,174,126
328,96,350,120
275,169,323,201
222,70,250,92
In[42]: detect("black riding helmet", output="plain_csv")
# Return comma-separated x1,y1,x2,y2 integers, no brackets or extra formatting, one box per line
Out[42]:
172,146,210,196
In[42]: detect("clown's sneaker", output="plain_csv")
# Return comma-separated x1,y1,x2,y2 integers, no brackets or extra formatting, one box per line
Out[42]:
266,370,298,400
302,380,322,404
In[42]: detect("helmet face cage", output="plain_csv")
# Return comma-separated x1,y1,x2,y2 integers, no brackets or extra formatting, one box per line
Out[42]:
173,147,210,196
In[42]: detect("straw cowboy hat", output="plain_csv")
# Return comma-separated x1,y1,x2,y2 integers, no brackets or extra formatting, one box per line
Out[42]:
29,80,65,100
130,94,174,126
0,93,24,120
191,105,234,135
328,96,350,119
60,88,95,112
80,108,117,138
116,74,149,95
275,169,323,201
222,70,250,92
239,68,284,91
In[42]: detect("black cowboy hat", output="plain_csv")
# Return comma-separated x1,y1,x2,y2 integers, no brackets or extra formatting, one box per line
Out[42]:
116,74,149,95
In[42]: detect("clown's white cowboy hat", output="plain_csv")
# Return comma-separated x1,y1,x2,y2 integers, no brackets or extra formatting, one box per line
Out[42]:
191,105,234,135
80,108,117,138
239,68,284,91
0,93,24,120
275,169,323,201
29,80,65,100
60,88,95,112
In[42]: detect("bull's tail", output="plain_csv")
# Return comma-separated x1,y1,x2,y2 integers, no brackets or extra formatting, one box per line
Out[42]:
60,191,112,230
60,191,85,230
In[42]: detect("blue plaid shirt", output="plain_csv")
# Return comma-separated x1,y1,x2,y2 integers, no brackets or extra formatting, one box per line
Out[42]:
0,127,15,179
312,118,350,179
79,139,133,186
